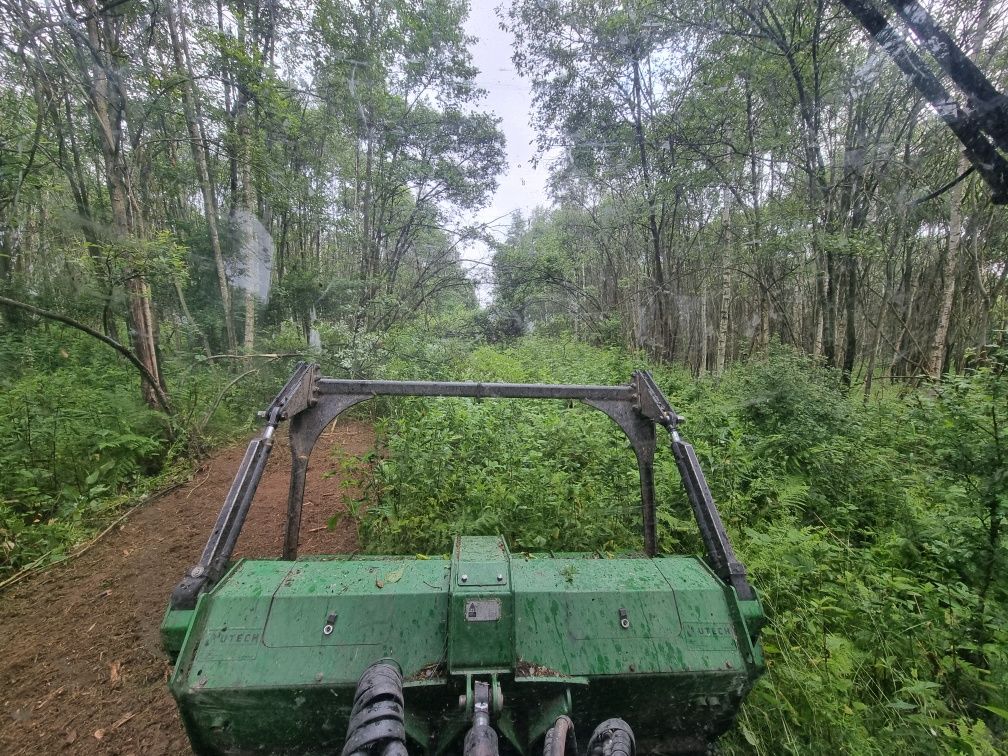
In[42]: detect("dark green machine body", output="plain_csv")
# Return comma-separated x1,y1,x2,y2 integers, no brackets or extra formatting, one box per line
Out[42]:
162,369,766,754
162,537,764,754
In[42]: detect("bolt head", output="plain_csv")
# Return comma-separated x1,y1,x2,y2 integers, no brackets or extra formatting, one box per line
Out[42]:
460,574,468,582
496,574,504,582
190,566,204,578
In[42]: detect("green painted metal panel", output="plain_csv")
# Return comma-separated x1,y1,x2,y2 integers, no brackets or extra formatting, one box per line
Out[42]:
163,540,765,754
449,536,513,670
170,558,451,692
511,556,746,680
452,535,511,586
161,605,193,661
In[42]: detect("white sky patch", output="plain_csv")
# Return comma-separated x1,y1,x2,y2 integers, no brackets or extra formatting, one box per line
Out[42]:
462,2,552,304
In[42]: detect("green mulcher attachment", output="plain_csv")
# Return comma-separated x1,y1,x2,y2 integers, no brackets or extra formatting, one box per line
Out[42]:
162,366,766,755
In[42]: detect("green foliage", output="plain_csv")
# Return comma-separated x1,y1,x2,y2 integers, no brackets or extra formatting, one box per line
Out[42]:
0,329,170,574
357,339,662,551
0,326,309,577
353,337,1006,754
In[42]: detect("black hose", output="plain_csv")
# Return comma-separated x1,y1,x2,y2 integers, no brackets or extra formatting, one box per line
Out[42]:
543,715,577,756
341,661,406,756
463,681,498,756
586,718,635,756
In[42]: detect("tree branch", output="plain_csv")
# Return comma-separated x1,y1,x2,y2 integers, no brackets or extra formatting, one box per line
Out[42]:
0,295,171,412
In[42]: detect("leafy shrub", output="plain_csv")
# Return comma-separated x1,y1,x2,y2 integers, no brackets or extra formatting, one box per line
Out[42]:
0,329,170,574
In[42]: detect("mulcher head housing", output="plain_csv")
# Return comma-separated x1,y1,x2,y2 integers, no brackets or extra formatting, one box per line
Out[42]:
162,366,765,754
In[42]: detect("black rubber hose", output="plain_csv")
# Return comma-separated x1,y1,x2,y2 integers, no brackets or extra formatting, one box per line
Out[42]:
463,680,498,756
462,720,498,756
586,718,635,756
543,715,577,756
341,661,406,756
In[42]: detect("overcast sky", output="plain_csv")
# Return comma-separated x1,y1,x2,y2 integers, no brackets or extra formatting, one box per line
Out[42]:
462,3,551,299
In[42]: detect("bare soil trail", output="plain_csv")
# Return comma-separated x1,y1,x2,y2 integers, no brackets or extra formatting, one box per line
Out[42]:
0,420,375,755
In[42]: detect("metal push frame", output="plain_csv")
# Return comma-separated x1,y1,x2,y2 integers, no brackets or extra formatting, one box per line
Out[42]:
170,364,753,609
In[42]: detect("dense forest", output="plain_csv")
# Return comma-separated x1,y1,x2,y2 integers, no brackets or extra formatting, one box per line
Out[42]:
0,0,1005,753
493,0,1008,382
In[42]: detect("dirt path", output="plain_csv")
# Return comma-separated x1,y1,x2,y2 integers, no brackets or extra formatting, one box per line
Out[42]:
0,420,375,755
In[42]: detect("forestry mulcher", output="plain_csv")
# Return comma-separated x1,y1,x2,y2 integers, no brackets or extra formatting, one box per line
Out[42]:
161,364,766,754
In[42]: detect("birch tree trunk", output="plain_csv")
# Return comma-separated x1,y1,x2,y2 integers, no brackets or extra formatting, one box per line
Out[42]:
166,0,236,353
715,193,731,376
230,0,260,355
813,248,826,359
863,273,889,400
928,168,965,378
698,288,708,378
928,1,990,378
631,53,667,356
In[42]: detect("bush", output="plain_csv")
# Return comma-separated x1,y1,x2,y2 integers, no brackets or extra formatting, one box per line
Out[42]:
0,329,170,574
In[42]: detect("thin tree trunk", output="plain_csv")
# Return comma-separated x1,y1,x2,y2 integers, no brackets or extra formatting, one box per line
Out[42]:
791,273,803,350
813,309,824,358
928,159,966,378
715,193,731,376
230,0,260,355
759,287,770,350
863,276,888,400
166,0,236,353
823,250,838,366
631,54,667,355
813,250,824,358
929,0,990,378
173,279,212,358
843,254,858,383
81,0,164,408
698,288,708,378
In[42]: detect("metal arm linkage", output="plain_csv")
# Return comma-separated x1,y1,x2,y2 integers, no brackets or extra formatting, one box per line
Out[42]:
839,0,1008,204
170,363,318,609
634,372,754,600
170,364,754,609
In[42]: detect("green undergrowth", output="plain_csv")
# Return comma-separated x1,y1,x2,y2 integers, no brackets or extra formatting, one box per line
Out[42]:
0,318,464,579
0,326,304,579
344,336,1006,755
0,329,167,576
